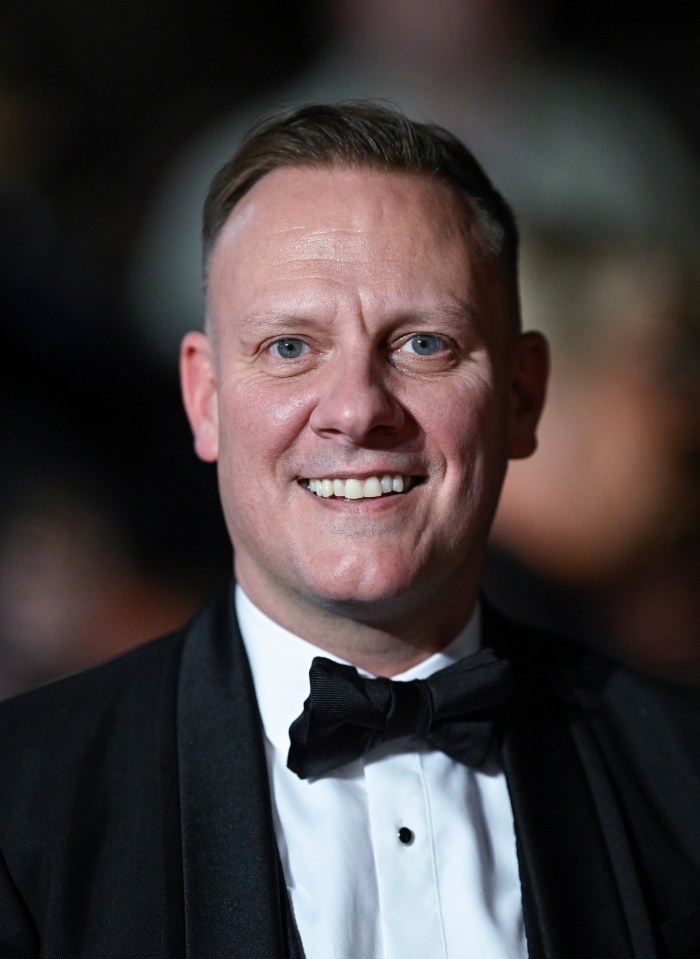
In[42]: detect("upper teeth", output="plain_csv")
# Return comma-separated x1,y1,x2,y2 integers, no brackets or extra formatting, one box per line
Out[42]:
306,474,411,499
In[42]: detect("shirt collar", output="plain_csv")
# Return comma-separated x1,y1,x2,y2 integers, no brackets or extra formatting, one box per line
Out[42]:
236,584,481,757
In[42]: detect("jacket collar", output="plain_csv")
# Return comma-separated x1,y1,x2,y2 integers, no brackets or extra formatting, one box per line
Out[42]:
176,584,295,958
485,602,656,959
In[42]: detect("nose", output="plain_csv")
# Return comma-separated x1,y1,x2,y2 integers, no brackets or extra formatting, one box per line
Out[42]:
309,353,405,444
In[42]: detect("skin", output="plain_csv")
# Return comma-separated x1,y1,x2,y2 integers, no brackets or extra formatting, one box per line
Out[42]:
181,166,547,675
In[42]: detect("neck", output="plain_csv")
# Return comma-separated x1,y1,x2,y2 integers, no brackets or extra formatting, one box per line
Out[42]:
236,571,480,677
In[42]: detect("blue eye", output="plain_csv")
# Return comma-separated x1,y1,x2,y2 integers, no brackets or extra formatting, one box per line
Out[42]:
271,337,307,359
403,334,443,356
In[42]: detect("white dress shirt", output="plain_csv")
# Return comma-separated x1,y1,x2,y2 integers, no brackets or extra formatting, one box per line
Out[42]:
236,586,526,959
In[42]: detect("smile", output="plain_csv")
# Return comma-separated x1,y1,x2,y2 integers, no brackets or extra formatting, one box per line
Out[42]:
305,474,414,500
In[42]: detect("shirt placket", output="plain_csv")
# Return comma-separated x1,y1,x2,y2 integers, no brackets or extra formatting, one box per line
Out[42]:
364,744,447,959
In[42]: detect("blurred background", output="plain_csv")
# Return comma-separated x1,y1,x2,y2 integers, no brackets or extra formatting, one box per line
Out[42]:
2,0,699,697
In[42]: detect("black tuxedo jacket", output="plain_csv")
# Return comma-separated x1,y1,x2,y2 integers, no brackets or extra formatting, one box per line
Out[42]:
1,584,700,958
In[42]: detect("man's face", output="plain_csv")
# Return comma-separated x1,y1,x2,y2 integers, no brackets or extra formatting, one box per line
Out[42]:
182,166,545,632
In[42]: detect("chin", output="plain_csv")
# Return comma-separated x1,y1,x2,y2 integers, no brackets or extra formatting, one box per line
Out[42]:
295,561,431,621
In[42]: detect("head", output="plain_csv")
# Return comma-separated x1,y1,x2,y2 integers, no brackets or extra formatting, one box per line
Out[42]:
202,102,520,329
182,102,547,661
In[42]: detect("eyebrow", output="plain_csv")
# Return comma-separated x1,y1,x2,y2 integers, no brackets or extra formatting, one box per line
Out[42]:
236,309,311,334
236,299,480,336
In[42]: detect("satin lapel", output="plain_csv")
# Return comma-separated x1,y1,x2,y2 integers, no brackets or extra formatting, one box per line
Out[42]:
485,606,641,959
176,586,290,958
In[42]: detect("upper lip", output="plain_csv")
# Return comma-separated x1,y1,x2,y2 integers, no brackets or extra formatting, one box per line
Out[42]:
300,470,423,479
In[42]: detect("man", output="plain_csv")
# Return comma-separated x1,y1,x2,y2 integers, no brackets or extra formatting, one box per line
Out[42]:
1,103,699,958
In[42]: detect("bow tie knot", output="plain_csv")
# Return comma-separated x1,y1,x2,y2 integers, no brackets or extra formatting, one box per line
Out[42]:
288,648,514,779
384,678,433,739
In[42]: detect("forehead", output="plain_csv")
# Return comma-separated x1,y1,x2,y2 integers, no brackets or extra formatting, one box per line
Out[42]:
206,165,504,332
211,165,473,263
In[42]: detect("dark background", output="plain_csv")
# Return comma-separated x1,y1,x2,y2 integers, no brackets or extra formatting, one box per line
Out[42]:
1,0,699,693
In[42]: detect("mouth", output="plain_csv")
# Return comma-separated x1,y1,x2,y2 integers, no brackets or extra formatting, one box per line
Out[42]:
302,473,420,500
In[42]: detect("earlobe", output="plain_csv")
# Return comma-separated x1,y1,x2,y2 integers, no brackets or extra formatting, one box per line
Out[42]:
507,331,549,460
180,331,219,462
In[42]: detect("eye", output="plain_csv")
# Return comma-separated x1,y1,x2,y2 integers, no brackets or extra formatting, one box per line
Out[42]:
269,337,308,359
400,334,445,356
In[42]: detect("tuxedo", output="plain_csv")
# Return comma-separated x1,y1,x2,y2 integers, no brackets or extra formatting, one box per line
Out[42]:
1,583,699,958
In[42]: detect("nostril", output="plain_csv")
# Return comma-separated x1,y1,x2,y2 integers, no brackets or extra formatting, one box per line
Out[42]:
309,372,404,441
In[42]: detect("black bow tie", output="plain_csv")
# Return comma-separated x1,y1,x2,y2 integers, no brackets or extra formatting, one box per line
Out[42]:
287,648,514,779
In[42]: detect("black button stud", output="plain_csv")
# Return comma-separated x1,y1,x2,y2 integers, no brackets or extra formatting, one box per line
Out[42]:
398,827,414,845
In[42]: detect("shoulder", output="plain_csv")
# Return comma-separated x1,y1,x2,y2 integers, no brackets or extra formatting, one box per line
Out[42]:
0,582,237,749
0,627,185,754
483,598,700,722
484,597,700,773
0,584,237,807
0,579,244,772
486,600,700,857
0,627,188,842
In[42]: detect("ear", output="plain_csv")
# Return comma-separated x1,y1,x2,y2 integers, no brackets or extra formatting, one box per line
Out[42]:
180,331,219,462
507,331,549,460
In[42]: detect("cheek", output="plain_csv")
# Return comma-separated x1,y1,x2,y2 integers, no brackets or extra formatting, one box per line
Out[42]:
266,387,319,430
425,379,503,464
217,379,316,472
